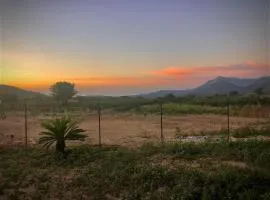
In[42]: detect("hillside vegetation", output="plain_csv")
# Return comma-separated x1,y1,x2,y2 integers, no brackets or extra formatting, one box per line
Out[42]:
0,85,44,100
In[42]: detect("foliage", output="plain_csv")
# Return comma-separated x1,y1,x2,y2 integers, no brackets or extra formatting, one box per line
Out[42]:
137,103,227,115
232,122,270,138
3,91,270,117
0,93,18,103
141,140,270,168
1,140,270,199
38,117,87,153
50,81,77,105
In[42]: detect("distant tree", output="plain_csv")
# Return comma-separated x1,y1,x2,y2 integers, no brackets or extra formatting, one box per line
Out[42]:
187,94,196,99
76,95,85,103
164,93,176,101
229,91,239,96
50,82,77,105
254,87,264,95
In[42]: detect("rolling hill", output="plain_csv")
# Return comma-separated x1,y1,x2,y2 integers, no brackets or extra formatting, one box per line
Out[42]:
141,76,270,98
244,77,270,94
1,76,270,99
189,76,243,96
0,84,44,99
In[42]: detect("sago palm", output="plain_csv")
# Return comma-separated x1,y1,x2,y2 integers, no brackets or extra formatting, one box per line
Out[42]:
38,117,87,153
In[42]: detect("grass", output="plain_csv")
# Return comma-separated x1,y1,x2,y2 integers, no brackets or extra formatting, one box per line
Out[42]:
135,103,227,115
1,140,270,199
174,126,229,138
4,95,270,118
173,120,270,138
141,140,270,168
232,122,270,138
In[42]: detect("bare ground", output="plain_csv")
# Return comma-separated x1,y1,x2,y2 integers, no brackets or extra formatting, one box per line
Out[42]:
0,112,266,147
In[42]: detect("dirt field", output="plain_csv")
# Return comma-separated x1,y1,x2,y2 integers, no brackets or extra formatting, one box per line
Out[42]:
0,112,266,147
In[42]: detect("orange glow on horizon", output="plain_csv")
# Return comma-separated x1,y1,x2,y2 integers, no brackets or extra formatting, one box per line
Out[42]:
3,51,269,92
5,76,172,91
150,67,193,76
149,62,269,78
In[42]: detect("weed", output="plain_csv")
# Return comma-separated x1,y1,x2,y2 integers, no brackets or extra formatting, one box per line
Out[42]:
1,141,270,199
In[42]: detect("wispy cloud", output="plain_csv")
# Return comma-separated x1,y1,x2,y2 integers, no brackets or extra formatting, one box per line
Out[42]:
150,67,193,77
149,62,269,78
4,55,269,94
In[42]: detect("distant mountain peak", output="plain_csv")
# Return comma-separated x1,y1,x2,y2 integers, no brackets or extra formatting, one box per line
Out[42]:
140,76,270,98
216,76,225,79
205,76,229,85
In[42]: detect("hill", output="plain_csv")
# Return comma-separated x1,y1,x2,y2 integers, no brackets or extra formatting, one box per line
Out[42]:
189,76,243,96
141,76,270,98
0,84,44,100
244,77,270,94
139,89,190,98
2,76,270,99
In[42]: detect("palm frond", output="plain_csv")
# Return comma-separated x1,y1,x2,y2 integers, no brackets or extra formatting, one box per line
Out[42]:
38,137,55,143
38,116,87,152
42,140,56,149
65,126,86,140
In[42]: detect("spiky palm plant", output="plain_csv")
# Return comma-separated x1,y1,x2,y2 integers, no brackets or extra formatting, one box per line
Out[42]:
39,117,87,153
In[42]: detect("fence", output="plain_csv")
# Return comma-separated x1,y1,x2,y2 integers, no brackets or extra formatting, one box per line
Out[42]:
0,97,270,149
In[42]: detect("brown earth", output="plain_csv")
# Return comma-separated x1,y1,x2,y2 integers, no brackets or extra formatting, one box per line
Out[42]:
0,112,265,147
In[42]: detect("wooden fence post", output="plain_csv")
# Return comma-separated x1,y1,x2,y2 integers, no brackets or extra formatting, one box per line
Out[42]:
160,102,164,144
98,103,101,147
227,96,230,142
24,101,28,149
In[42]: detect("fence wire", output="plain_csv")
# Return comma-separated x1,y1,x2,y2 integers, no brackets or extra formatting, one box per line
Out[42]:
0,96,270,148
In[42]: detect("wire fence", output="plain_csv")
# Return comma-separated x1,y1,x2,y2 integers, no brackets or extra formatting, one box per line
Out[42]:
0,98,270,149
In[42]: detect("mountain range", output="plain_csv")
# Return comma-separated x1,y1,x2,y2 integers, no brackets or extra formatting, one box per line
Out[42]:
0,76,269,99
140,76,270,98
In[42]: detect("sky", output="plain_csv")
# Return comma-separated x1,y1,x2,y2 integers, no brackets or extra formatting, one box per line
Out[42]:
0,0,269,95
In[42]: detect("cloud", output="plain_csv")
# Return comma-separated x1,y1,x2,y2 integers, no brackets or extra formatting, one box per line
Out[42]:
4,53,269,95
149,62,269,78
68,76,177,87
150,67,193,76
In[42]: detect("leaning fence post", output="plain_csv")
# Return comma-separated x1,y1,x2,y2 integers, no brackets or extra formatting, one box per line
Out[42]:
98,103,101,147
227,96,230,142
24,100,28,149
160,102,164,144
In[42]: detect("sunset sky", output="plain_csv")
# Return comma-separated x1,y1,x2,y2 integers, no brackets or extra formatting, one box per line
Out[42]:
1,0,269,95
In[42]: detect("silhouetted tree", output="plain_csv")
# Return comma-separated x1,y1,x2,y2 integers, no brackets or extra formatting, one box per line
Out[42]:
254,87,263,95
229,91,239,96
164,93,176,101
50,82,77,106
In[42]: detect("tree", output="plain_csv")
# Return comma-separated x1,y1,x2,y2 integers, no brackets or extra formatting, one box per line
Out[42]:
164,93,176,102
1,93,18,103
254,87,263,95
50,82,77,105
38,117,87,154
229,91,239,96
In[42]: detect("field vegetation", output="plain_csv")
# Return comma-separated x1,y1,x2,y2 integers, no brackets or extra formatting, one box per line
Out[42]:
1,83,270,199
2,93,270,118
1,140,270,199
